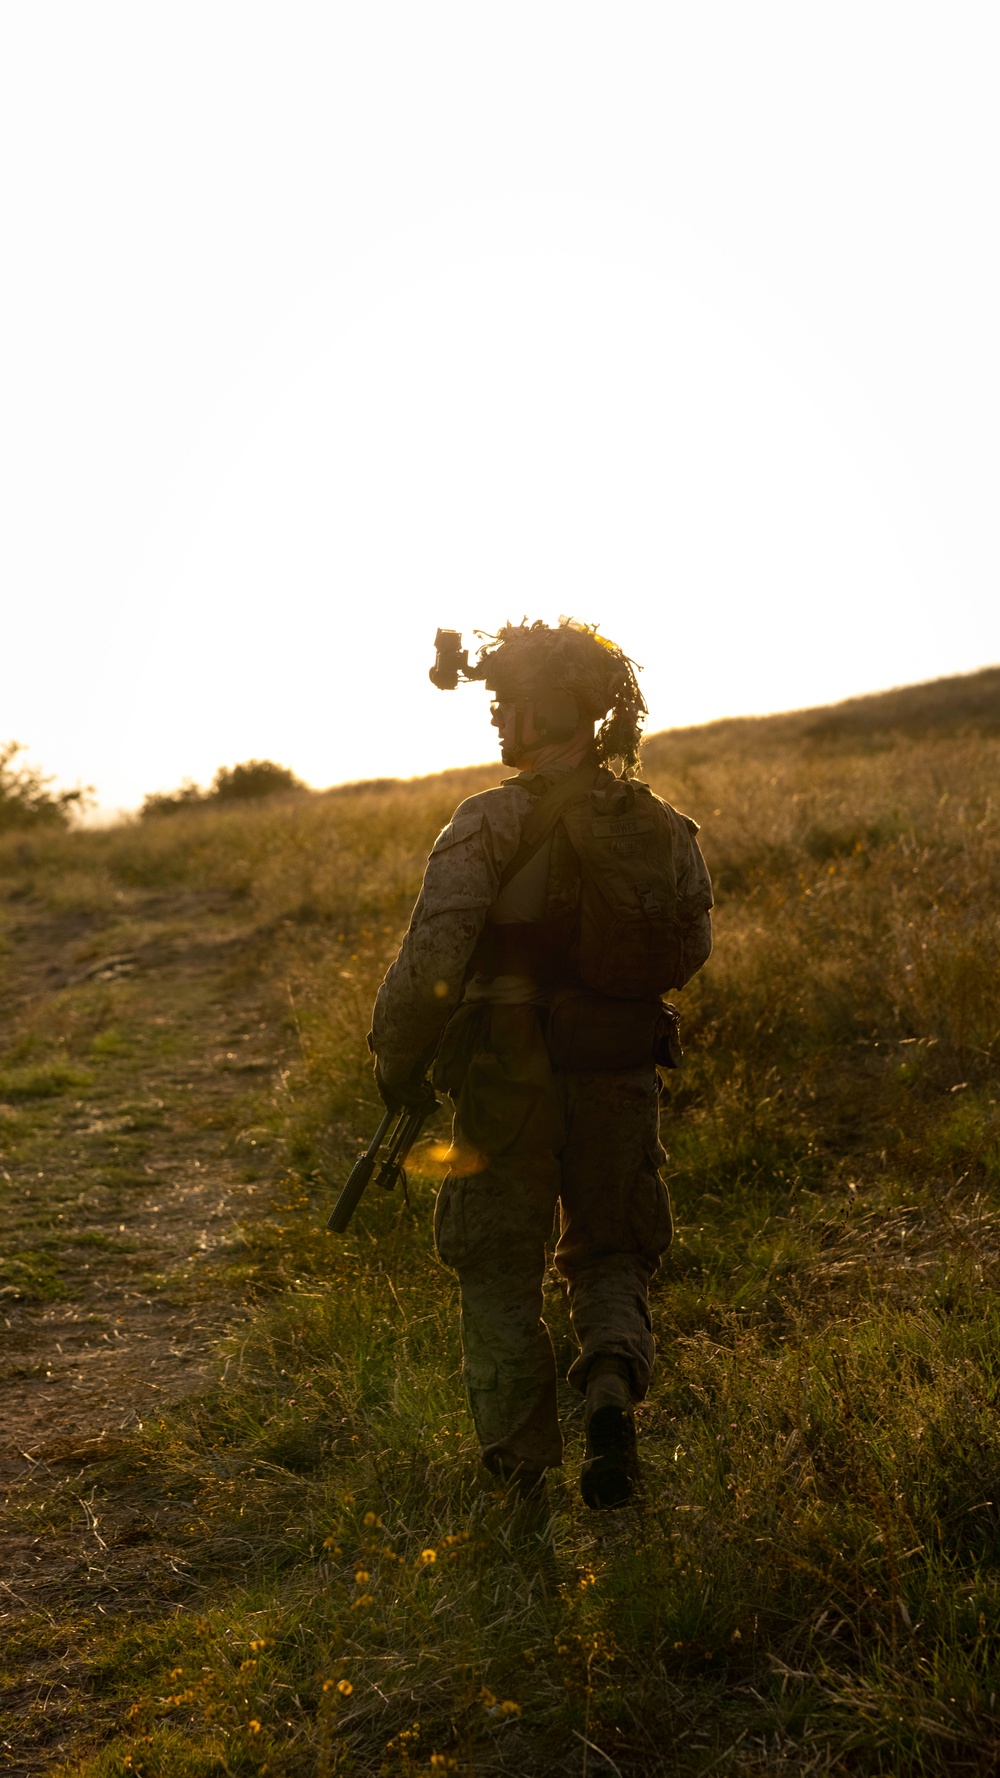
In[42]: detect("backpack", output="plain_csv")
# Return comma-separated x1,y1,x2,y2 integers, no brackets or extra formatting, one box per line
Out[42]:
499,763,705,1000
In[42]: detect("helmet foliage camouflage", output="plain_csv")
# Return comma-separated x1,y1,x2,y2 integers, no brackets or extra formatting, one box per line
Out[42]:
475,619,647,774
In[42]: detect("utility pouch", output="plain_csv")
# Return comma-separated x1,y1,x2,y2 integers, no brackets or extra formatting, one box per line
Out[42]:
545,986,663,1072
654,1002,683,1069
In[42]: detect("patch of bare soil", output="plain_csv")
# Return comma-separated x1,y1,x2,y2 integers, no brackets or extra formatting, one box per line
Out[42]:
0,887,286,1773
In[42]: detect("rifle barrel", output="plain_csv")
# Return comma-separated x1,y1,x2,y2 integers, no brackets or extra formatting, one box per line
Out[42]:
326,1105,396,1233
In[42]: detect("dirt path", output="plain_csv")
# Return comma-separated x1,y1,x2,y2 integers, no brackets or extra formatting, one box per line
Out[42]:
0,886,286,1773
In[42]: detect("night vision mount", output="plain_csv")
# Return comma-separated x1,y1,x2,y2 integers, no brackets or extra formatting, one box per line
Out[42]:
428,629,486,690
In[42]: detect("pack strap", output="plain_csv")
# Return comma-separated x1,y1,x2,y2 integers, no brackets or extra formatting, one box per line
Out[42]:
499,762,599,889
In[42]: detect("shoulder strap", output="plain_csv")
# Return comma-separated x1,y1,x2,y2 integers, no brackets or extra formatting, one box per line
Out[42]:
499,763,599,889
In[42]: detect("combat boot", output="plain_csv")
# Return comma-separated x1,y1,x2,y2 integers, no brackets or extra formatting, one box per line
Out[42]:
580,1358,637,1510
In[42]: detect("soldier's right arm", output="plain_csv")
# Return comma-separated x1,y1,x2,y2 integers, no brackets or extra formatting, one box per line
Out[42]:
370,787,528,1089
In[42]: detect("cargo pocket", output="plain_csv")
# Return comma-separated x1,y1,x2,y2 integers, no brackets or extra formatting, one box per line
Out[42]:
458,1049,536,1159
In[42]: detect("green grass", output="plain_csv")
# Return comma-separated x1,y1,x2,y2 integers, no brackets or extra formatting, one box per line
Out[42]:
3,666,1000,1774
0,1059,93,1098
0,1246,68,1300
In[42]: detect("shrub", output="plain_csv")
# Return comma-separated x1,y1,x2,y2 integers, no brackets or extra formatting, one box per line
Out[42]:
211,759,305,801
138,779,207,819
140,759,306,818
0,740,89,832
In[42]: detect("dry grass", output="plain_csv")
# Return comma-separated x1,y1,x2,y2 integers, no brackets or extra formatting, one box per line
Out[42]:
2,667,1000,1775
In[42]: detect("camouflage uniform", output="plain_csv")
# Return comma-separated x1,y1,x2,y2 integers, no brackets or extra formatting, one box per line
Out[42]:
372,761,712,1475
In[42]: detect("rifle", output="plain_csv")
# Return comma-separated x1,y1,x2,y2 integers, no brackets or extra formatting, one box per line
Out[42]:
327,1087,438,1233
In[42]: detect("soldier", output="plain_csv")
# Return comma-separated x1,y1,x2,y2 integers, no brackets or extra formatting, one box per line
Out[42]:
371,621,712,1507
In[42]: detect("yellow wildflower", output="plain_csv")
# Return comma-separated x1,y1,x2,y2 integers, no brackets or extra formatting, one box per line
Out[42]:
419,1548,437,1565
337,1680,353,1696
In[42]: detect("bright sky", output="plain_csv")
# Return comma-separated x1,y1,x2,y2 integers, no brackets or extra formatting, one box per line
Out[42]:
2,4,998,814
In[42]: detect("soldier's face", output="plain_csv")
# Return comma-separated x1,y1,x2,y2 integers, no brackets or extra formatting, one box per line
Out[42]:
491,698,542,766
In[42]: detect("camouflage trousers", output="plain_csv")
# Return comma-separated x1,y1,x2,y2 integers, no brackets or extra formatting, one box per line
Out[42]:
432,1003,673,1474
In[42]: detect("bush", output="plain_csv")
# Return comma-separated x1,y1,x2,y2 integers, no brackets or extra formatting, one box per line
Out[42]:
140,759,306,818
138,779,207,819
0,740,89,832
211,759,305,801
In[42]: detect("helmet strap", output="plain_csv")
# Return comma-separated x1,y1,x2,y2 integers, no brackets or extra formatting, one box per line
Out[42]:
515,701,527,758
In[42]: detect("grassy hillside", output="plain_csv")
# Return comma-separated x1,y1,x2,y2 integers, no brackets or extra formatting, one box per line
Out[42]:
1,667,999,1776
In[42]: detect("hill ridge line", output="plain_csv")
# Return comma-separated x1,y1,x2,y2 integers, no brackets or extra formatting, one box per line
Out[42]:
321,662,1000,797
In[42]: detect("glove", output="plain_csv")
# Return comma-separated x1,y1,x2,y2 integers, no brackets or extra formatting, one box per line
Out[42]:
373,1056,434,1113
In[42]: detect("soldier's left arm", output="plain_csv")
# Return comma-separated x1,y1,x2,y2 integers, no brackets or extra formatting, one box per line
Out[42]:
370,789,524,1090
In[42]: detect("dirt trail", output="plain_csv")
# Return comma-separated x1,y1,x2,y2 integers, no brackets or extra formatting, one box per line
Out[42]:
0,886,285,1773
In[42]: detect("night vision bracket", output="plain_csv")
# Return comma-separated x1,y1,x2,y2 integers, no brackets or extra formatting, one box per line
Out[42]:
429,629,486,690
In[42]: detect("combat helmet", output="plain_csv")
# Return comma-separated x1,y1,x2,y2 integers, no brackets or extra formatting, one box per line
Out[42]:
475,619,647,775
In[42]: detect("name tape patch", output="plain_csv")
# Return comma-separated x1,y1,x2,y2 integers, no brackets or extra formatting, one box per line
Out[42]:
591,815,655,839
